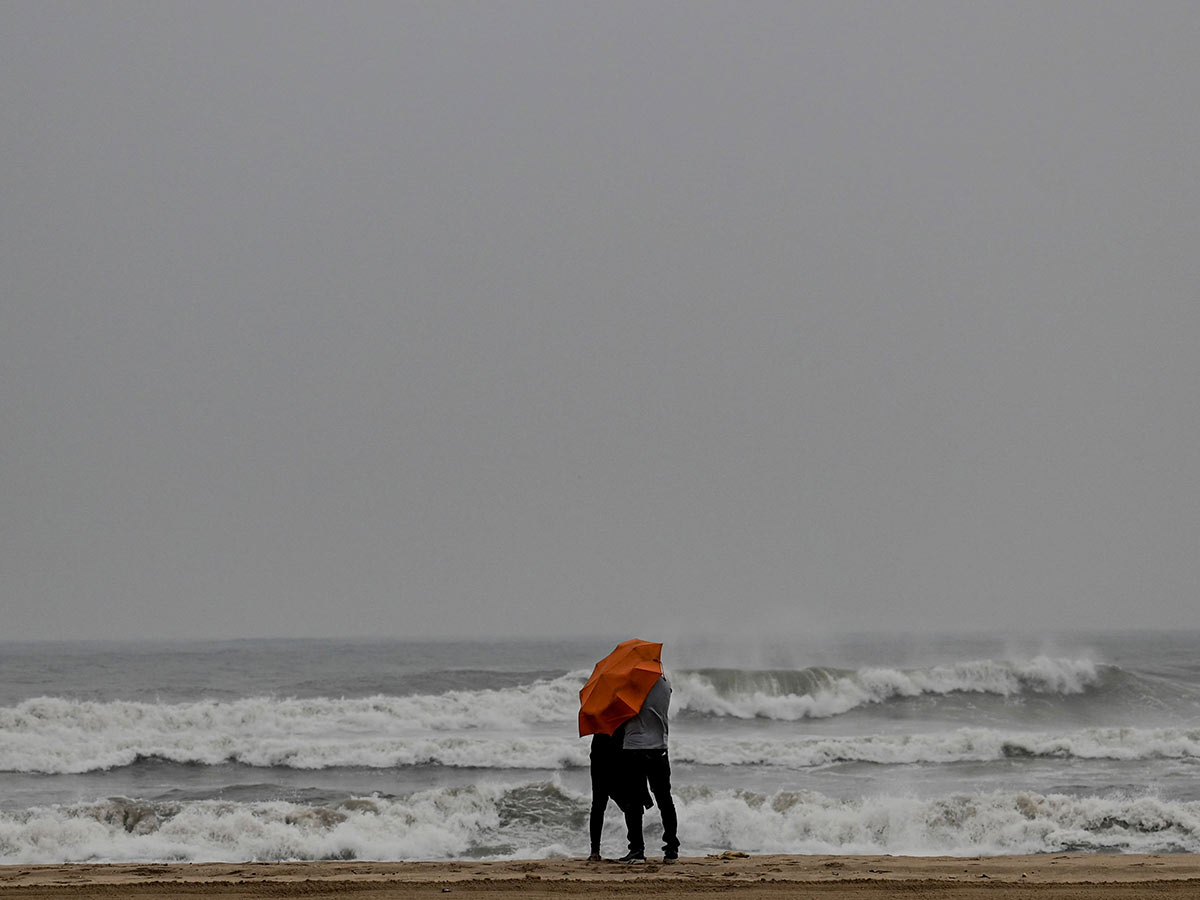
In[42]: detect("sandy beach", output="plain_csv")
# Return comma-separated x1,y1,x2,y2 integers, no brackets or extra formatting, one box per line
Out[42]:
2,854,1197,899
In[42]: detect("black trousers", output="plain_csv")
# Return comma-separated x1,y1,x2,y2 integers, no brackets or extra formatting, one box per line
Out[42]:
588,757,614,855
622,749,679,856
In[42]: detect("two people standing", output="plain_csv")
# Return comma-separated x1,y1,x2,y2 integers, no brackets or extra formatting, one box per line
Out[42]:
588,674,679,863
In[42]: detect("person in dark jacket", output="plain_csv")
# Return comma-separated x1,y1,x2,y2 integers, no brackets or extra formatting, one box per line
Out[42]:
588,722,651,860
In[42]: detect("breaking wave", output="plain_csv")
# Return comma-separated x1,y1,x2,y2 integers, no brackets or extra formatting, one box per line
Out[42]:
0,693,583,774
673,656,1108,719
5,694,1200,776
2,784,1199,864
0,657,1154,775
676,726,1200,768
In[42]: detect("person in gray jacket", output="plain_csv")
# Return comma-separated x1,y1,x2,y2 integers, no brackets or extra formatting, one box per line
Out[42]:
617,675,679,863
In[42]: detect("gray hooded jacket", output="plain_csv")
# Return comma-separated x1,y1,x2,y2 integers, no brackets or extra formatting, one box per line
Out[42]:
622,676,670,750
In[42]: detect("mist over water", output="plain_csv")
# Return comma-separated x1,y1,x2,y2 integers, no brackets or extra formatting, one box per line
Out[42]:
1,632,1199,863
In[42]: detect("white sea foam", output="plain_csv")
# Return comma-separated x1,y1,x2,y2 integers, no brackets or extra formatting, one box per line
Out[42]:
2,784,1198,864
674,787,1200,856
0,792,501,864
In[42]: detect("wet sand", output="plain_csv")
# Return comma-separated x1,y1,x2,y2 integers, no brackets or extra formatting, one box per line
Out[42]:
2,853,1198,899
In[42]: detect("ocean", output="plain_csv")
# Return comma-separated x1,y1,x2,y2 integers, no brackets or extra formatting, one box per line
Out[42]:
1,631,1199,863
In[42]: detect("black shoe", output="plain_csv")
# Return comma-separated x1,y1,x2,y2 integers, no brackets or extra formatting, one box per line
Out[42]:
618,852,646,864
663,853,678,864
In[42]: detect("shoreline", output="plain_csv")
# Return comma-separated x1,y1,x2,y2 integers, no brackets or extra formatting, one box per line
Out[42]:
2,854,1198,899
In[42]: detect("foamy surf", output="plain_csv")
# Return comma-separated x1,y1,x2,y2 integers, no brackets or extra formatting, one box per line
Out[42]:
5,714,1200,775
2,784,1199,865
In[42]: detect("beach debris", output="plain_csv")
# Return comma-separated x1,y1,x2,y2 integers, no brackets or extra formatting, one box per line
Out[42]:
708,850,750,859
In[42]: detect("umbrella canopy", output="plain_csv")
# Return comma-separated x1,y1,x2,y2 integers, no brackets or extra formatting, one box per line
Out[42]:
578,638,663,737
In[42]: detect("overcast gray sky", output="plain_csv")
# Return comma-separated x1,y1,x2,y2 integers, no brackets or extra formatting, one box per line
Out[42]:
3,2,1197,642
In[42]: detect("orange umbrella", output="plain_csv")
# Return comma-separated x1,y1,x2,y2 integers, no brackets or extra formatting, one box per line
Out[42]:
578,638,664,737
